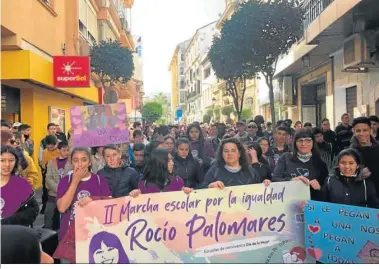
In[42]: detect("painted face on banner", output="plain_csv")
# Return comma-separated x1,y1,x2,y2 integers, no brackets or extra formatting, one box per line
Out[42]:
93,241,120,264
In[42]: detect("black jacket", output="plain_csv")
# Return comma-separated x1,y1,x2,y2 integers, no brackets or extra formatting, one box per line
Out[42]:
272,152,328,200
350,136,379,198
320,172,379,208
335,124,353,151
199,164,260,189
98,164,139,198
252,162,272,182
1,193,39,227
174,154,203,188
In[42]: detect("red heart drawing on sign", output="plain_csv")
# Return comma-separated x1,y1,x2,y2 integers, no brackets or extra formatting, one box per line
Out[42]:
308,224,320,234
307,248,323,260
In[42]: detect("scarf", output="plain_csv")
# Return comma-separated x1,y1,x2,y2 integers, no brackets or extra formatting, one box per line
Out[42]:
297,152,312,163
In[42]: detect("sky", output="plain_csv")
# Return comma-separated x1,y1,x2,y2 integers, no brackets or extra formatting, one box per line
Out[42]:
132,0,225,97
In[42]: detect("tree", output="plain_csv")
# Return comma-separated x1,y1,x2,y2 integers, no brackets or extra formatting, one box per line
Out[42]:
208,29,256,121
142,102,163,124
90,39,135,104
153,93,169,105
203,114,211,124
221,105,234,121
241,108,253,121
222,0,303,123
152,92,170,124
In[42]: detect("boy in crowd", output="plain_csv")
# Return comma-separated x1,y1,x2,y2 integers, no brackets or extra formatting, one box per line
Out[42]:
320,118,337,152
234,121,248,141
350,117,379,197
19,124,34,156
263,122,274,145
269,126,291,166
1,120,12,131
313,128,335,171
39,123,61,166
40,135,60,214
335,113,353,151
45,142,71,230
369,115,379,141
131,143,145,178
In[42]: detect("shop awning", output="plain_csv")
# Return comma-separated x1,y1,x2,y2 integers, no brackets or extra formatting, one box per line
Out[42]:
1,50,99,103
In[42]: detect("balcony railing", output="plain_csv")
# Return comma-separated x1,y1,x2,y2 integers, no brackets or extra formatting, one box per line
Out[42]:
302,0,335,29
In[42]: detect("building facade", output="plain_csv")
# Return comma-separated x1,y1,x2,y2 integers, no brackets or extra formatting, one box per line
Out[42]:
275,0,379,128
169,40,190,123
184,21,217,123
1,0,136,163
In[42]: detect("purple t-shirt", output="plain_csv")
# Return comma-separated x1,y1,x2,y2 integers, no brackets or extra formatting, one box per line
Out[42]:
1,176,33,219
57,173,111,239
138,175,184,194
56,158,68,179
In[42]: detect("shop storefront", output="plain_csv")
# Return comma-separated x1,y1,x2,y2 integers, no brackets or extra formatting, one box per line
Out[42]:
1,50,98,162
297,61,333,127
1,85,21,123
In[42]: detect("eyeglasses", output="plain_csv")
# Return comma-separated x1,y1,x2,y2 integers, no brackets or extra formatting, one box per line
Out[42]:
248,126,257,129
296,138,313,144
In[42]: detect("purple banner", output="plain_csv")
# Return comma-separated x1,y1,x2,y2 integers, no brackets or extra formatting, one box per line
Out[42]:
70,103,129,147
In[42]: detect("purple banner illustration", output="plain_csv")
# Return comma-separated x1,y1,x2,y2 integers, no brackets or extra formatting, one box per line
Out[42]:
70,103,129,147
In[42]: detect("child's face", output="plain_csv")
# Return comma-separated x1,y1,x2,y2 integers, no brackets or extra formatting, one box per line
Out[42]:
60,147,70,159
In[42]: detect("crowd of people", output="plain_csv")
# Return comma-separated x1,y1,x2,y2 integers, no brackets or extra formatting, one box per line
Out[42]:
1,112,379,263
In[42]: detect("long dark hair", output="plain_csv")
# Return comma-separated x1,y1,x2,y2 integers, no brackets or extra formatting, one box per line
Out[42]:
144,140,163,164
216,138,251,172
1,146,20,175
143,148,171,189
292,129,322,162
186,123,205,158
245,141,268,165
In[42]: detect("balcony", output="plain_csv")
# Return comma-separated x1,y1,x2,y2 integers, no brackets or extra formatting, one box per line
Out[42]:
302,0,335,29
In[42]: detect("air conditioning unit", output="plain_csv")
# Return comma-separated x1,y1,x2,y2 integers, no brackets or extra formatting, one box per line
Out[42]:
280,76,295,106
343,31,379,72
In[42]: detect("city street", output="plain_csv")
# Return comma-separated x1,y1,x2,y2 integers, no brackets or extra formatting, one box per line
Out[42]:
2,0,379,265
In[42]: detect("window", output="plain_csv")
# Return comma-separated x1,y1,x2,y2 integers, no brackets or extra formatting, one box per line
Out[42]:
180,79,185,89
180,66,184,75
204,67,211,79
79,0,98,43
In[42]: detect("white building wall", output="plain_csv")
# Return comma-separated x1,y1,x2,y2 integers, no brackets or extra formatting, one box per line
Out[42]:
333,49,379,127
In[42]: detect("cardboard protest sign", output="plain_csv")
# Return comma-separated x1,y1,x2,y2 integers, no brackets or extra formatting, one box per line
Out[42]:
305,201,379,264
70,103,128,147
75,181,313,263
